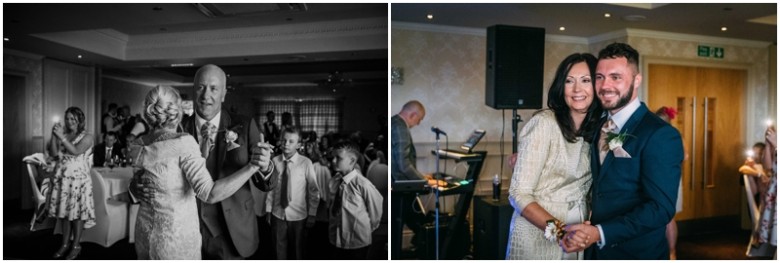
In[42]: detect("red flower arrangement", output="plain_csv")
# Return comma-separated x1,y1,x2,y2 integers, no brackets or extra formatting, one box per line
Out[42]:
662,107,677,120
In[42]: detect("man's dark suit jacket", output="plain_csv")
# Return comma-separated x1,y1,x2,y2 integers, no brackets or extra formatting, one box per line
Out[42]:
587,103,684,259
390,114,425,181
93,143,125,167
180,109,277,258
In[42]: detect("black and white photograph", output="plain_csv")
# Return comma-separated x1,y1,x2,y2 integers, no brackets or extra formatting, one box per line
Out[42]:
4,3,388,260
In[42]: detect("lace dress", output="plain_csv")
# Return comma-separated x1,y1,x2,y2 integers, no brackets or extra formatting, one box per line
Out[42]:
45,131,96,228
133,133,215,259
506,110,592,260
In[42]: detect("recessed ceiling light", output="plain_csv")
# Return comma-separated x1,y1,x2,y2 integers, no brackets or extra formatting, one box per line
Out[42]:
171,63,194,67
559,26,566,31
153,6,163,11
77,55,82,59
721,26,728,31
3,37,8,42
426,14,433,20
604,13,611,18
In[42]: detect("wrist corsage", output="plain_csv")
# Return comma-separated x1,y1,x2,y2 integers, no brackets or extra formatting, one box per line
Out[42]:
225,130,240,151
544,219,567,243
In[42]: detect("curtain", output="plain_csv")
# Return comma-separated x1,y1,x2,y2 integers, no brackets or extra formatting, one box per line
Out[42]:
256,98,342,137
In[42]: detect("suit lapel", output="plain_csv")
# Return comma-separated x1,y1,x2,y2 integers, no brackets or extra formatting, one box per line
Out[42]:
215,110,230,176
598,103,649,181
181,115,198,143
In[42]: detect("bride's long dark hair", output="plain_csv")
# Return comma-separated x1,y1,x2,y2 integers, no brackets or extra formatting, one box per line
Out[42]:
546,53,603,143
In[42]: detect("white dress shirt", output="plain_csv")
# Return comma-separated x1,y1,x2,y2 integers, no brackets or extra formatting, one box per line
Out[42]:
328,169,384,249
266,152,319,221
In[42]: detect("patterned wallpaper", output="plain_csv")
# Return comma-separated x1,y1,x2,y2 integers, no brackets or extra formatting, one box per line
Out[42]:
391,26,775,191
391,28,588,145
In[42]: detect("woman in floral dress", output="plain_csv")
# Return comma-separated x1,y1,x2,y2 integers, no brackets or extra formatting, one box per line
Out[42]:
45,107,95,260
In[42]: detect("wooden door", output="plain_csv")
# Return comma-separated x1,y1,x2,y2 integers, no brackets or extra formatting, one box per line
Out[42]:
648,64,746,221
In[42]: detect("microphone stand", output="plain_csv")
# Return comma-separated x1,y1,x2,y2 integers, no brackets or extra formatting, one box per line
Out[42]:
433,131,442,260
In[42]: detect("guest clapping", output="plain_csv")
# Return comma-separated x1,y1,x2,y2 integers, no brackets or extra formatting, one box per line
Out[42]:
46,107,96,260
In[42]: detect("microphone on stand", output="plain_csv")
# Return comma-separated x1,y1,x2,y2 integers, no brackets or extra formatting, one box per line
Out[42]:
431,126,447,136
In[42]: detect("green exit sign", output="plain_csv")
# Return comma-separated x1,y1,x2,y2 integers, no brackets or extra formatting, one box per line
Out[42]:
698,45,724,59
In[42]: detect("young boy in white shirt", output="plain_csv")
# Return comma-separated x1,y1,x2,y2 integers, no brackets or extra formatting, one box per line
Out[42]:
328,141,383,259
266,127,319,259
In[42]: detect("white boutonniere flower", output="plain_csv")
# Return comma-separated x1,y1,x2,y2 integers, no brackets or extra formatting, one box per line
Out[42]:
226,130,240,151
606,131,633,158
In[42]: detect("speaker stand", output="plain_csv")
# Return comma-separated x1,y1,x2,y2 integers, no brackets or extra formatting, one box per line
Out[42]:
511,109,523,154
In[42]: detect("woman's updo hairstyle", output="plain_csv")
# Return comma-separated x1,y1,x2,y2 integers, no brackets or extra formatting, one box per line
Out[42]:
144,85,183,129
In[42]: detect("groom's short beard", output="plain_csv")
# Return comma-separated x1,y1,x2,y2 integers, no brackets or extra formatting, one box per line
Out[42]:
603,82,634,111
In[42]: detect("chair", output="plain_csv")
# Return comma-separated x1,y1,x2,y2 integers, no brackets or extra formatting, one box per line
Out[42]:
743,174,776,257
55,170,128,247
24,162,54,231
366,162,388,259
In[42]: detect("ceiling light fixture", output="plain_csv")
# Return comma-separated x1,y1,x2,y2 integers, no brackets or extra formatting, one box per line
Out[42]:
77,55,82,59
3,37,8,42
320,71,352,89
559,26,566,31
171,63,194,67
153,6,163,11
604,13,611,18
721,26,728,31
426,14,433,20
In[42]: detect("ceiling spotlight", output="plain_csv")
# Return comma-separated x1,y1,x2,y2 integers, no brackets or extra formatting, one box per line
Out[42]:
3,37,8,42
426,14,433,20
77,55,82,59
721,26,728,31
559,26,566,31
604,13,611,18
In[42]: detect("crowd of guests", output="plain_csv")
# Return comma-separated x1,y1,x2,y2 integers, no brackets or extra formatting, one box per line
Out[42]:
38,64,387,260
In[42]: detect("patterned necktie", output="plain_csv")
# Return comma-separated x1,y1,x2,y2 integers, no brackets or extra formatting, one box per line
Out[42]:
280,159,290,208
598,118,616,164
106,147,112,163
200,122,216,159
331,177,343,217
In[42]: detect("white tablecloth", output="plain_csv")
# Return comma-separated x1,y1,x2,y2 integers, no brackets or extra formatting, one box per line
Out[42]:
92,167,133,199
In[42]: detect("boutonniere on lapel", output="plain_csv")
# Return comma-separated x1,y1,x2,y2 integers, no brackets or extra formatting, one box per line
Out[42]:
223,123,243,152
606,131,634,158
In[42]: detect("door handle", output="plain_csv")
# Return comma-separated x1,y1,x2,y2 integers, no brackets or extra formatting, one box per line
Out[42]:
690,96,696,191
702,97,709,189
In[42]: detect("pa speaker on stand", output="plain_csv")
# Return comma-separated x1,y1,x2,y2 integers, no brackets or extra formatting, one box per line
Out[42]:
485,25,545,110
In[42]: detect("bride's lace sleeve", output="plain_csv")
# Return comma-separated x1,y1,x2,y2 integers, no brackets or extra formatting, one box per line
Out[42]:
509,112,555,214
178,135,214,201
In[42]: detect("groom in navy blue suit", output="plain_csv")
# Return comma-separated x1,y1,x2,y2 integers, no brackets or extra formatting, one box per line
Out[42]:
563,43,684,259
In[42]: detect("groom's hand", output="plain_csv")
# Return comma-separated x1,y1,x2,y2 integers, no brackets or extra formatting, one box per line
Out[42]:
561,222,600,253
251,135,275,173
